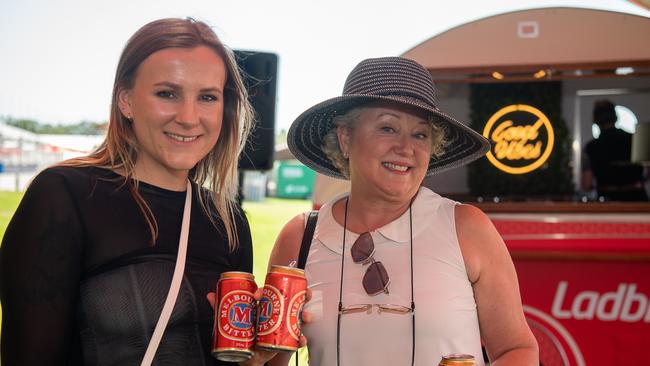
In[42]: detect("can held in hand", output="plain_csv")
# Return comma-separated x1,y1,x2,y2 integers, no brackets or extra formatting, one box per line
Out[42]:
256,265,307,352
212,271,257,362
438,354,477,366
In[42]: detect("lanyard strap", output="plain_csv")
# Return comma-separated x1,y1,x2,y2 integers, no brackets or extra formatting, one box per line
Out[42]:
141,180,192,366
337,199,415,366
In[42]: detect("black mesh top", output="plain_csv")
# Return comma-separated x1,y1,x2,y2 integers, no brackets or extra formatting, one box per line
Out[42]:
0,166,252,365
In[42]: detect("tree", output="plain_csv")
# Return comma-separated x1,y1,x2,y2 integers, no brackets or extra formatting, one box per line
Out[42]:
2,116,105,135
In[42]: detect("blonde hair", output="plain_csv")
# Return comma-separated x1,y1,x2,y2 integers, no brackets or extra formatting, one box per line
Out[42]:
322,104,447,178
59,18,253,251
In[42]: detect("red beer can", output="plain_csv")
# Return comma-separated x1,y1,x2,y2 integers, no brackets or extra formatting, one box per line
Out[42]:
438,354,477,366
255,265,307,352
212,271,257,362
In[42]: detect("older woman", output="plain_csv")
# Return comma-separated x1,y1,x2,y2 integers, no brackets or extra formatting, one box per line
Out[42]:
267,57,538,365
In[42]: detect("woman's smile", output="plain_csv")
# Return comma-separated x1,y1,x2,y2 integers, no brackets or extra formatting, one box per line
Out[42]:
164,131,202,143
382,161,411,173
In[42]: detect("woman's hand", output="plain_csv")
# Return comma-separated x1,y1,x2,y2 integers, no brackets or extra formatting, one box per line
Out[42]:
206,287,312,366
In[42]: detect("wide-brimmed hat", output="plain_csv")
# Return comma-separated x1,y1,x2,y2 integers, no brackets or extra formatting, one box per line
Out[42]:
287,56,490,179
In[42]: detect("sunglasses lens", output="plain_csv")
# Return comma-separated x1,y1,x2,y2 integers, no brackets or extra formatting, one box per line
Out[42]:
362,261,389,295
351,232,374,263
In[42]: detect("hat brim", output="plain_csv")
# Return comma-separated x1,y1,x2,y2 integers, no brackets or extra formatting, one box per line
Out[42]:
288,94,490,180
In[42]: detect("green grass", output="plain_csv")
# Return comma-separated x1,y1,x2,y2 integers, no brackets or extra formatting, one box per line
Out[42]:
0,194,311,363
0,191,23,363
242,197,312,284
0,191,23,235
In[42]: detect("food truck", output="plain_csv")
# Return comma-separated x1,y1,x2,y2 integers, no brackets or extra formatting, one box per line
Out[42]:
311,7,650,365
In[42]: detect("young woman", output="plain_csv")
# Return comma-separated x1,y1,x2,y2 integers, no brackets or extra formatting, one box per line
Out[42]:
0,18,266,365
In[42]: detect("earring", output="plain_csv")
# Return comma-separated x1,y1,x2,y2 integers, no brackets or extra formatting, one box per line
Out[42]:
343,151,349,159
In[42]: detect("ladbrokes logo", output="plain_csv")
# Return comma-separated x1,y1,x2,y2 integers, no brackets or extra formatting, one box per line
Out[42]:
483,104,554,174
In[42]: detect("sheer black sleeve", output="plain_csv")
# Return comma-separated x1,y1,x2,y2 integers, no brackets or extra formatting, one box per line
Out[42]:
0,169,84,364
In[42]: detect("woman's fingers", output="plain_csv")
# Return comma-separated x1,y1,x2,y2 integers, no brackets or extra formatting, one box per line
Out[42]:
300,287,312,325
299,289,311,348
300,309,312,324
252,287,264,301
299,334,309,348
206,292,216,309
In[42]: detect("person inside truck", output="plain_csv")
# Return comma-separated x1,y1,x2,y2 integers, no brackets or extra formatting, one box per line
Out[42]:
582,99,648,201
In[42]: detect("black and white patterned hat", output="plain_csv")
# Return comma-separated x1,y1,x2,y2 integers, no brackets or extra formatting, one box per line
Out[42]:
287,56,490,180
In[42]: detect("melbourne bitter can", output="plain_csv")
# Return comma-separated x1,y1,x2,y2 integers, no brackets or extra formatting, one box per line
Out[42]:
255,265,307,352
212,271,258,362
438,354,477,366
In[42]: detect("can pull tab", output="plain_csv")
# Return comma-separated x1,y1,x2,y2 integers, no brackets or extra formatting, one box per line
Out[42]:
288,260,297,268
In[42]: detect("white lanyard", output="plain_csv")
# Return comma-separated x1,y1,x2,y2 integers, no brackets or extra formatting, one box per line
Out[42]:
141,180,192,366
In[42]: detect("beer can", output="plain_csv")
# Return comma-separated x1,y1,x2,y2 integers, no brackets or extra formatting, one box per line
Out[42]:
438,354,477,366
256,265,307,352
212,271,257,362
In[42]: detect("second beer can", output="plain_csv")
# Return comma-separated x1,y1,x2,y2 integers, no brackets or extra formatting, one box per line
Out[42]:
256,265,307,352
438,354,477,366
212,271,257,362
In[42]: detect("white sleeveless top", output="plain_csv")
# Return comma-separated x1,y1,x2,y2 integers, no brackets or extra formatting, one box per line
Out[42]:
302,187,485,366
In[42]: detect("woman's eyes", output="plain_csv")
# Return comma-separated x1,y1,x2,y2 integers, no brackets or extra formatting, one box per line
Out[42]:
155,91,219,102
199,94,218,102
378,125,429,139
156,90,176,99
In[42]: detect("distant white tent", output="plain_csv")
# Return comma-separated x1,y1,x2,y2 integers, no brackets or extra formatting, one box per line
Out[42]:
0,122,39,142
0,122,104,155
0,123,105,190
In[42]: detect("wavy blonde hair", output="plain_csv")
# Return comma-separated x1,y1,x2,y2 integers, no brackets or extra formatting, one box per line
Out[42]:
322,103,447,178
59,18,253,251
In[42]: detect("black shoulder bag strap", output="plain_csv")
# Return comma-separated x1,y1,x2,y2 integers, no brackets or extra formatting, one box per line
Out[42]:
293,210,318,366
297,211,318,269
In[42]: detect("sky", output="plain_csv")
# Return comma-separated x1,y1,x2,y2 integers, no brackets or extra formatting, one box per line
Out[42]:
1,0,647,133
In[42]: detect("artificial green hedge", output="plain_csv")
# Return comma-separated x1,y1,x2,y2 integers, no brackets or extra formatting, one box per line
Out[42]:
468,81,574,199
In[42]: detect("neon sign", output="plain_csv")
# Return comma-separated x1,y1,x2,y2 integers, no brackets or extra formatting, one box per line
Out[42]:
483,104,555,174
